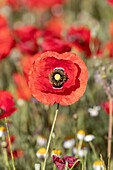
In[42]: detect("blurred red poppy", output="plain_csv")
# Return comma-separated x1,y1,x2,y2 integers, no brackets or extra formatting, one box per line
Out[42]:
67,26,91,57
0,15,8,28
12,149,24,159
109,20,113,37
104,41,113,58
28,51,88,105
26,0,65,10
0,91,17,119
40,37,71,53
6,135,15,145
6,0,24,10
0,28,15,60
52,155,80,170
107,0,113,6
13,73,31,100
43,17,64,38
8,149,24,159
101,101,113,115
14,26,40,55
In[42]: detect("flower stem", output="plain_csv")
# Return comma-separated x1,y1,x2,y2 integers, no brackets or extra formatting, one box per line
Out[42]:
89,142,98,160
43,104,59,170
4,117,16,170
107,97,113,170
3,148,11,170
76,140,83,157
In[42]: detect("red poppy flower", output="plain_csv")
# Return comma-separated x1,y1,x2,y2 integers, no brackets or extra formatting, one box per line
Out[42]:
6,0,24,10
13,73,31,100
26,0,65,10
0,91,17,119
52,155,80,170
8,149,24,159
14,26,40,55
0,15,8,28
13,149,24,159
28,51,88,105
40,37,71,53
101,101,113,115
104,41,113,58
43,17,64,38
67,26,91,57
0,28,15,60
6,135,15,145
107,0,113,6
109,20,113,37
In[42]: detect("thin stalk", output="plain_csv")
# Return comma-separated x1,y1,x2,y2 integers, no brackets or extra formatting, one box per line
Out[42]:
43,104,59,170
4,117,16,170
53,164,56,170
3,148,11,170
76,140,83,157
89,142,98,160
107,97,113,170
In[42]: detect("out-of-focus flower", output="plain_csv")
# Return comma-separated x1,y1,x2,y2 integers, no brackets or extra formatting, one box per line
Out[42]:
67,26,91,57
0,126,7,137
104,41,113,58
36,148,47,161
14,25,40,55
51,149,62,157
43,17,64,38
0,90,17,119
26,0,66,10
13,73,31,101
72,144,88,157
109,20,113,37
63,136,75,149
6,0,23,10
28,51,88,105
84,134,95,142
37,135,47,146
8,149,24,159
88,106,101,117
0,28,15,60
0,17,15,61
6,135,15,145
93,160,104,170
40,37,71,53
101,101,113,115
77,130,86,140
107,0,113,7
0,15,8,28
52,155,80,170
13,149,24,159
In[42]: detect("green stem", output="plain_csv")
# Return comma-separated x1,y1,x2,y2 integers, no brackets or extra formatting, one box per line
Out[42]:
53,164,56,170
4,117,16,170
3,148,11,170
89,142,98,160
76,140,83,157
43,104,59,170
107,97,113,170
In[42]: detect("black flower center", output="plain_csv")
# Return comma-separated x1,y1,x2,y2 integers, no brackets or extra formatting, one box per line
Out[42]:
49,68,68,88
0,108,6,116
